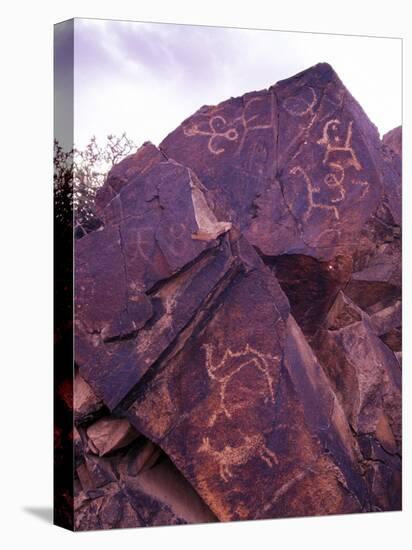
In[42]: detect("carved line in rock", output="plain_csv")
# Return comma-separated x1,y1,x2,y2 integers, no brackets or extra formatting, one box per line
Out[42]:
317,119,369,203
289,165,340,221
198,434,278,483
183,115,239,155
281,86,320,141
317,119,362,171
288,118,369,226
183,93,276,156
258,467,315,515
124,223,190,266
282,86,317,118
278,86,347,171
202,343,279,427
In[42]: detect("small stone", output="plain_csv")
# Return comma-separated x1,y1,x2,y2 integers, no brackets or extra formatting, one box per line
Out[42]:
86,417,140,456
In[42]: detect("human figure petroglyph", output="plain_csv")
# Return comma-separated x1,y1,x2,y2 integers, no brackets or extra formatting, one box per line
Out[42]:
202,343,278,427
317,119,362,171
287,118,369,224
289,165,340,221
317,118,369,204
124,226,153,262
198,434,278,482
183,93,276,156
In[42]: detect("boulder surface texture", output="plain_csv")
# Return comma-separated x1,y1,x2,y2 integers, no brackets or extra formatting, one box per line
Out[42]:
71,63,401,529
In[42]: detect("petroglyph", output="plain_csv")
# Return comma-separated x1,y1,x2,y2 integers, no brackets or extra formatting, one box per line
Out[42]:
353,179,369,199
323,162,346,203
317,119,362,171
280,87,320,159
198,434,278,482
203,343,279,427
183,93,276,156
234,93,277,154
259,467,316,514
317,119,369,202
282,87,317,118
287,120,369,225
184,115,239,155
311,226,343,247
289,166,340,221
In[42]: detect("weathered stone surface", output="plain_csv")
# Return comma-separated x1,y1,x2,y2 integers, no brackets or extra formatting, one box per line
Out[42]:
161,63,384,261
314,293,401,444
268,253,352,336
74,370,104,424
369,300,401,337
95,141,166,216
346,124,401,314
73,433,217,530
72,63,401,529
75,155,232,409
383,126,402,156
126,253,369,520
86,417,140,456
312,292,401,510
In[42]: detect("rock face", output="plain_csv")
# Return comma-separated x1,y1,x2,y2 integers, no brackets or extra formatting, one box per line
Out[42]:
161,63,383,262
71,63,402,530
383,126,402,156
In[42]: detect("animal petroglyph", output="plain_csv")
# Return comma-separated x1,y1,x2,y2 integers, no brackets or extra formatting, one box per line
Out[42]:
203,343,279,427
317,119,362,171
183,93,276,156
289,166,340,221
198,434,278,482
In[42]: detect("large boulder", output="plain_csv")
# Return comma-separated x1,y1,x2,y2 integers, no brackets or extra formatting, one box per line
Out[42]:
72,63,401,529
160,63,384,262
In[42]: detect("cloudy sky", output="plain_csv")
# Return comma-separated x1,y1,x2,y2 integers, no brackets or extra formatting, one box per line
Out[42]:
56,18,402,150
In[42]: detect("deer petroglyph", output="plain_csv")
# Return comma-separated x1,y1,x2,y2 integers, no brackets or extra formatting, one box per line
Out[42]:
198,434,278,482
202,343,279,427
